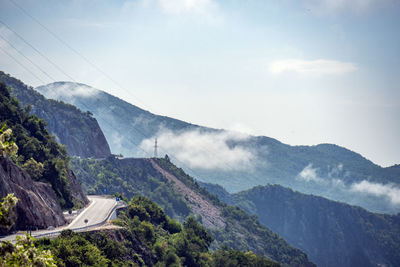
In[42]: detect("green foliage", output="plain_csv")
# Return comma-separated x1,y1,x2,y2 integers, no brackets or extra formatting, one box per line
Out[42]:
70,156,191,218
71,156,313,266
0,126,18,158
22,157,44,180
0,234,56,267
0,82,75,209
0,194,18,230
212,247,280,267
37,230,109,267
154,158,314,267
34,195,279,266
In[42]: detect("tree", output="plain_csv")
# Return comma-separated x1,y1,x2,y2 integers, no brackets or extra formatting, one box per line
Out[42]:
22,158,44,180
0,126,18,158
0,234,56,267
0,194,56,266
0,194,18,230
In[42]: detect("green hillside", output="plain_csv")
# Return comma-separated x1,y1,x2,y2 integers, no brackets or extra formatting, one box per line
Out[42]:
70,156,315,266
202,183,400,267
0,82,84,209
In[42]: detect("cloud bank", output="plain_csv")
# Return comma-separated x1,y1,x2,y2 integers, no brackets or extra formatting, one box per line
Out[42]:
269,59,357,75
140,129,255,170
298,164,323,182
37,83,99,100
350,180,400,205
297,163,400,206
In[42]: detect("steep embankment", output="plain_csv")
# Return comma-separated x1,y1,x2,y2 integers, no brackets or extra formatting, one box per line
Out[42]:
70,156,315,267
149,159,225,230
0,157,66,234
203,183,400,267
36,81,400,214
0,71,111,159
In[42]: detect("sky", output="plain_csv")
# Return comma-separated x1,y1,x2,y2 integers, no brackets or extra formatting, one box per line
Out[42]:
0,0,399,167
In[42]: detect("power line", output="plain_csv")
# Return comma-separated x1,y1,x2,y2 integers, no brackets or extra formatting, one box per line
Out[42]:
7,0,152,113
0,20,76,82
0,34,54,83
1,7,244,180
0,30,152,158
0,45,45,84
3,1,234,174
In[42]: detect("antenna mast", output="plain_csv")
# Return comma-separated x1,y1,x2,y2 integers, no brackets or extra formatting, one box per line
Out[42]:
154,138,158,158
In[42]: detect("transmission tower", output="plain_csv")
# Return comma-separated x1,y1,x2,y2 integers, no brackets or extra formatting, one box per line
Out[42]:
154,138,158,158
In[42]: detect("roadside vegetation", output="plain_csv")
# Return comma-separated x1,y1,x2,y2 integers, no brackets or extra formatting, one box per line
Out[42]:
0,82,79,209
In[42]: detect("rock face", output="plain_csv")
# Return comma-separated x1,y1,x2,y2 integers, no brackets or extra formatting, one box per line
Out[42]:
66,168,89,206
0,71,111,159
0,157,66,234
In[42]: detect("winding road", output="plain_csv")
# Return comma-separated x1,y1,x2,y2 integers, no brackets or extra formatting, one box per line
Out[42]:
0,195,123,243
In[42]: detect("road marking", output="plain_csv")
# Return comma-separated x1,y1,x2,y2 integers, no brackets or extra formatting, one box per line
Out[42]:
67,198,96,229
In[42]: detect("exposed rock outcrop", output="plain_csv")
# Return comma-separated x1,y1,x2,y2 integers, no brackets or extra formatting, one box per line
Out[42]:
66,168,89,206
0,71,112,159
0,157,66,234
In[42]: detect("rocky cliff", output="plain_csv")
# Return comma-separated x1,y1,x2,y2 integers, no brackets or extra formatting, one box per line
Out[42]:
66,168,89,206
0,71,111,159
0,157,66,234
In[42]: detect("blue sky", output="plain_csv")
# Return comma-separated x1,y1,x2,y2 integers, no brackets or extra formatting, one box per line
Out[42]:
0,0,399,166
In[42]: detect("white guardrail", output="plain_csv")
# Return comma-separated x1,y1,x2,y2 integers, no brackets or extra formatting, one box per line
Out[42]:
33,202,126,239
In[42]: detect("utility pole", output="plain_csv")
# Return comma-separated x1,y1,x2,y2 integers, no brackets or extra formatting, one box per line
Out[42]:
154,138,158,158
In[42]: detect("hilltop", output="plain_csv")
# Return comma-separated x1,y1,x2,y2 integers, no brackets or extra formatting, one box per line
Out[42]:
37,81,400,214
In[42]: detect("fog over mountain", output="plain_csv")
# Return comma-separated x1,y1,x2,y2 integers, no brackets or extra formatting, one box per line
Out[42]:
37,82,400,214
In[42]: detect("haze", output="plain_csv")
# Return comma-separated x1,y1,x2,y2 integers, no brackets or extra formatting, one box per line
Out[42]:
0,0,399,166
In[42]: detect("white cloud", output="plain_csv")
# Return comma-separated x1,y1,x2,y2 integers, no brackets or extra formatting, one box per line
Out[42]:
36,83,99,100
328,163,344,178
269,59,357,75
350,180,400,205
111,131,125,153
331,178,345,188
140,129,255,170
298,164,323,182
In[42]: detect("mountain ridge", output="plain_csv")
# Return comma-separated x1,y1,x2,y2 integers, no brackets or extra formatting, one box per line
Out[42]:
202,182,400,267
0,72,111,159
36,81,400,214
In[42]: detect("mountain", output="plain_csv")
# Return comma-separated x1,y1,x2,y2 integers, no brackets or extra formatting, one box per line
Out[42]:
202,183,400,267
70,155,315,267
36,81,205,157
0,72,111,159
36,81,400,214
0,81,88,234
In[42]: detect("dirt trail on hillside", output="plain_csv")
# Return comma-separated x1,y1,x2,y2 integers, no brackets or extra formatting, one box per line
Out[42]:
149,159,225,229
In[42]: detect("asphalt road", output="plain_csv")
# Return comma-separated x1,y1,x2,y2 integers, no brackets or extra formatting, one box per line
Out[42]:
0,195,117,242
67,195,117,229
